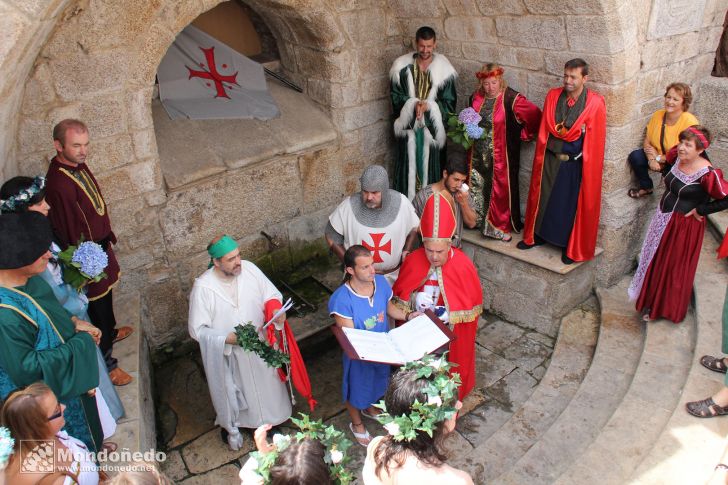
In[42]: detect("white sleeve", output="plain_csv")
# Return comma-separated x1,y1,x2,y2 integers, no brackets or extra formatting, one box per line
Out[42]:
188,283,213,342
329,198,349,237
402,195,420,232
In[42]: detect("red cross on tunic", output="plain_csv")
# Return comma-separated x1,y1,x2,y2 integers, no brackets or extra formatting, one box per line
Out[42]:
187,46,238,99
362,233,392,264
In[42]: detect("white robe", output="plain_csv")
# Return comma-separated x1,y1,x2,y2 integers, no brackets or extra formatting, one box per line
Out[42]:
188,263,292,430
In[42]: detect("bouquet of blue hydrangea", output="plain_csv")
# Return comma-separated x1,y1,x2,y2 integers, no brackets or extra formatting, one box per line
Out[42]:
447,107,485,150
0,426,14,471
58,240,109,292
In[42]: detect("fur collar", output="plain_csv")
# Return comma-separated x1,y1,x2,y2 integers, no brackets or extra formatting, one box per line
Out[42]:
390,52,457,90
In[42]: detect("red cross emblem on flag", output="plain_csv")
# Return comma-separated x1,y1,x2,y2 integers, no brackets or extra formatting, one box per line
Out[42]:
362,233,392,264
187,46,238,99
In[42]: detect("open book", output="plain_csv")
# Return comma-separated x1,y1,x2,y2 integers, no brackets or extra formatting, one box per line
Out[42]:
331,311,456,365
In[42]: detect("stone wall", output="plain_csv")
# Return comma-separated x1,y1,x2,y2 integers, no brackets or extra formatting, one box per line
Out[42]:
0,0,726,347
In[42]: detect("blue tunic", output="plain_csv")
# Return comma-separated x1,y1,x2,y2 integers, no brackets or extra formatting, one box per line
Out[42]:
329,274,392,409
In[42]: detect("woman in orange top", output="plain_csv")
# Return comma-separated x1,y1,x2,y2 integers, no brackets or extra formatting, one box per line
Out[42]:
627,82,699,198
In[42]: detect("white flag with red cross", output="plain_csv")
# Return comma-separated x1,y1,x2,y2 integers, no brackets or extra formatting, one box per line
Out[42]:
156,25,279,120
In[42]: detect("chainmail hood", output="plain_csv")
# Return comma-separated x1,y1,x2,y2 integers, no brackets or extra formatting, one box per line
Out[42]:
350,165,400,227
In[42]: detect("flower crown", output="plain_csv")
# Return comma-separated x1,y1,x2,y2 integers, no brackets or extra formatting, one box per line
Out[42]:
0,176,46,213
0,426,14,472
251,414,354,484
376,353,461,442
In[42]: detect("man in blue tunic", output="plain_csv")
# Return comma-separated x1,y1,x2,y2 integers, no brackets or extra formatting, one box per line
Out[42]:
328,245,419,446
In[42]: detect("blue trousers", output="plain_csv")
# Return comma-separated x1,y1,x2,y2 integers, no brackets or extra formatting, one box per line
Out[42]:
628,148,653,190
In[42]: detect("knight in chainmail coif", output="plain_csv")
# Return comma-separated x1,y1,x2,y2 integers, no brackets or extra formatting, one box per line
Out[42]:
325,165,420,284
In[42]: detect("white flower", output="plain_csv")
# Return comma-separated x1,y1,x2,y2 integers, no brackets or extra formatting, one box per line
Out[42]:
460,183,469,193
330,449,344,464
272,433,291,450
384,422,400,436
427,395,443,407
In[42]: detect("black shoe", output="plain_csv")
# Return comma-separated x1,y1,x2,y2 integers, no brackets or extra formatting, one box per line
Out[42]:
517,241,534,250
561,250,574,265
220,427,229,444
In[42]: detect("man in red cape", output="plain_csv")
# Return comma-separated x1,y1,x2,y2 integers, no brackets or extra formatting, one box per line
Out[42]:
392,191,483,400
518,58,607,264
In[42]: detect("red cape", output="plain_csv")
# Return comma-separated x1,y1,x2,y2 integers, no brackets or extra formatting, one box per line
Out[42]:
392,248,483,322
522,88,607,261
264,300,317,411
468,89,542,233
392,248,483,400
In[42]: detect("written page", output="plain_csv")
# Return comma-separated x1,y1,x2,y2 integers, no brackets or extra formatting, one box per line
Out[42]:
340,314,450,364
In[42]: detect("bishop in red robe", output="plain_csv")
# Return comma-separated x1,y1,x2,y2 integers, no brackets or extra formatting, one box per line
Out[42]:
392,192,483,400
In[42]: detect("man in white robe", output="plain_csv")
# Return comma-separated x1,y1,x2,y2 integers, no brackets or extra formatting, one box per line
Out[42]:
325,165,420,285
188,235,291,450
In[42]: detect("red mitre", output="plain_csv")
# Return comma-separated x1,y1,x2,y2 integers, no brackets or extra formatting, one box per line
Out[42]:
419,191,456,242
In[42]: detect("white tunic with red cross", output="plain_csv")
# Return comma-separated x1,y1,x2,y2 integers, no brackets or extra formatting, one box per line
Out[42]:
329,192,420,274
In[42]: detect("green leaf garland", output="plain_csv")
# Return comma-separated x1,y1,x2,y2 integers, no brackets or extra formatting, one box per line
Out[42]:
234,323,290,369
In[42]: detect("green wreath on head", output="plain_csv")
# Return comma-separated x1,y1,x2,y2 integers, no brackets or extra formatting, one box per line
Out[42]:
375,352,461,442
249,414,354,485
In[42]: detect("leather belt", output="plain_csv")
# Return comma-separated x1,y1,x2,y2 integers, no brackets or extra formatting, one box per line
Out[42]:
553,152,583,162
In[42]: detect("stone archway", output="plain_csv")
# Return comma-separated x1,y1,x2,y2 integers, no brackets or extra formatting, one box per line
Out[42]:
11,0,394,345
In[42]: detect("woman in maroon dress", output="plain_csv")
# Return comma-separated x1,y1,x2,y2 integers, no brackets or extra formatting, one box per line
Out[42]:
629,126,728,323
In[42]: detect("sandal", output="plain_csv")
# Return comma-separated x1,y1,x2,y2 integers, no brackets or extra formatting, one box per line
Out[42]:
628,188,653,199
640,308,652,323
349,422,372,447
700,355,728,374
686,397,728,418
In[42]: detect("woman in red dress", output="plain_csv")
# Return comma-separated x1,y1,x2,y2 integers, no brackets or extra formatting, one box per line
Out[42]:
629,126,728,323
467,63,542,242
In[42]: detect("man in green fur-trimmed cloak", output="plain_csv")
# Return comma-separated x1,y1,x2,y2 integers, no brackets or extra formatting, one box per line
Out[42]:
0,211,103,452
390,26,457,200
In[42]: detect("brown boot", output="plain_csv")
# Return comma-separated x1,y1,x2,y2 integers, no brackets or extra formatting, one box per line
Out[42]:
109,367,133,386
113,326,134,344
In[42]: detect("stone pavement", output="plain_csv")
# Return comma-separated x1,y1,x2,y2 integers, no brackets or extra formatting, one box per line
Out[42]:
156,313,562,483
152,218,728,484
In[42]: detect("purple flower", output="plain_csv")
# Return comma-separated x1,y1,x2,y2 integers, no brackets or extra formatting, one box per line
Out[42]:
71,241,108,278
458,107,482,125
465,123,484,139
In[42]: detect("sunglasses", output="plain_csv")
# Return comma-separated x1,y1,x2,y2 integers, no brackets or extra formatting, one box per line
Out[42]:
47,403,63,421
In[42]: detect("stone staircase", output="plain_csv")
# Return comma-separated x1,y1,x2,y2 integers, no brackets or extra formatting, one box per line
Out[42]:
450,218,728,484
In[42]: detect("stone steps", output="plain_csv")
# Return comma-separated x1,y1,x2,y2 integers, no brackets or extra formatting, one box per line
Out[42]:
489,280,645,485
451,301,599,483
553,278,695,485
626,232,728,484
